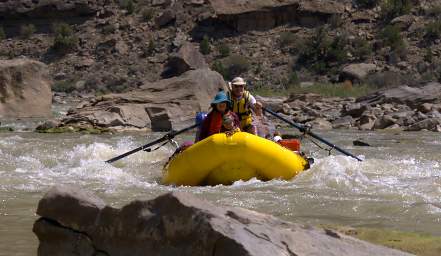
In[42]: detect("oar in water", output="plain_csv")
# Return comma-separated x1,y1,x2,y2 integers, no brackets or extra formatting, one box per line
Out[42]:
263,107,363,162
105,123,198,164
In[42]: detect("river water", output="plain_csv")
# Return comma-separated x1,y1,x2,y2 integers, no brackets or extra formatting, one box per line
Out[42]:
1,123,440,255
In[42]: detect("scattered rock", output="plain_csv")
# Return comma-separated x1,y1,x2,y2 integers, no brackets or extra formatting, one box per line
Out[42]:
353,140,370,147
332,116,354,129
33,185,412,256
405,118,441,132
306,118,332,130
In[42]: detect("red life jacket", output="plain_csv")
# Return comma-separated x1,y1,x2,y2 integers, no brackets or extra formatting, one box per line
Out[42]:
197,111,223,141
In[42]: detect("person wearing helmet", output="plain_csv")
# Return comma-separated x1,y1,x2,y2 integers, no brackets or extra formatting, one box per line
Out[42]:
227,77,258,135
196,91,239,142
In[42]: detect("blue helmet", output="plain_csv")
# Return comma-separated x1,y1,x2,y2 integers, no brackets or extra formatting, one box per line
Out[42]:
210,91,230,106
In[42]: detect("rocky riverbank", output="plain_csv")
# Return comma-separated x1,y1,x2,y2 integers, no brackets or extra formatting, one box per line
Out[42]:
33,185,412,256
37,77,441,133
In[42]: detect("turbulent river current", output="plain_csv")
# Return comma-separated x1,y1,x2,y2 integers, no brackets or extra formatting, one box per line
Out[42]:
0,122,440,255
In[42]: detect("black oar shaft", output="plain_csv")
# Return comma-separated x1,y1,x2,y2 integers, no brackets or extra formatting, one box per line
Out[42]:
263,107,362,161
105,123,198,164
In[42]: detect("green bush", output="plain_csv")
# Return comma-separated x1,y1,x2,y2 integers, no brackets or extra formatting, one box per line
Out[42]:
355,0,380,8
297,27,348,74
212,61,228,78
352,37,372,60
141,7,154,21
144,38,155,56
102,24,116,34
217,43,230,57
279,31,297,48
425,21,441,41
52,80,76,93
381,0,412,20
212,55,250,80
225,55,249,78
119,0,135,14
200,35,211,55
53,23,78,51
287,72,300,87
381,25,404,50
0,27,5,40
20,24,36,39
424,49,433,63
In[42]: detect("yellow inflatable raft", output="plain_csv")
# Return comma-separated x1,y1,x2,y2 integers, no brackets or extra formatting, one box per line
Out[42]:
162,132,309,186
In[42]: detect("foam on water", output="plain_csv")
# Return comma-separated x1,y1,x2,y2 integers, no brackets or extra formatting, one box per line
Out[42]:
1,131,441,246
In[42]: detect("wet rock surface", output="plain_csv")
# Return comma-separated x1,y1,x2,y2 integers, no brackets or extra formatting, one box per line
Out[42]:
33,185,413,256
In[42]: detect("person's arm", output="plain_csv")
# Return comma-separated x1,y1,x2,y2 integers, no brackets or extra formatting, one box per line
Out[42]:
248,94,260,113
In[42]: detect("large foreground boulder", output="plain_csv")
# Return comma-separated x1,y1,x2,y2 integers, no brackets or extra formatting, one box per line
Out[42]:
62,69,226,131
33,185,413,256
0,58,52,118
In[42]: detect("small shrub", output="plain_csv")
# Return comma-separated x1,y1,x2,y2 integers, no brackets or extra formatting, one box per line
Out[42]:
381,0,412,21
355,0,380,8
225,55,250,79
119,0,135,14
255,63,262,74
147,38,155,54
141,7,154,21
297,27,349,74
425,21,441,42
212,61,228,78
212,55,250,80
53,23,78,52
217,43,230,57
287,72,300,87
20,24,36,39
424,49,433,63
102,24,116,34
200,35,211,55
352,37,372,60
380,25,404,50
0,27,5,40
52,80,76,93
141,39,156,57
279,31,297,48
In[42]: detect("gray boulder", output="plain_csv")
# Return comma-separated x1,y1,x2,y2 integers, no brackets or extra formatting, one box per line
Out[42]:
341,63,377,82
405,118,441,132
332,116,354,129
33,185,413,256
0,59,52,118
356,82,441,108
165,42,209,77
62,69,227,131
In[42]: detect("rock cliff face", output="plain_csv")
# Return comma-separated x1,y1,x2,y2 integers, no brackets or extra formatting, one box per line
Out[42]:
0,58,52,118
33,185,413,256
0,0,101,17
